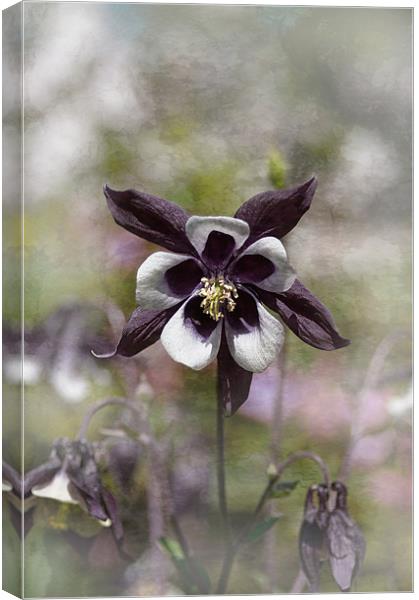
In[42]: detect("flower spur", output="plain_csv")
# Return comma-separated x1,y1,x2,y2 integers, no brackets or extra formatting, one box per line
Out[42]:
95,177,349,415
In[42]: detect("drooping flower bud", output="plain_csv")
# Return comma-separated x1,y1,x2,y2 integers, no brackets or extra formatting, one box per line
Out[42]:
299,484,329,592
299,481,365,593
326,481,366,592
28,438,123,540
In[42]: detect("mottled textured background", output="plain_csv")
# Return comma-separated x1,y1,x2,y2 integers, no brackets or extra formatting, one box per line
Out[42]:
3,4,412,596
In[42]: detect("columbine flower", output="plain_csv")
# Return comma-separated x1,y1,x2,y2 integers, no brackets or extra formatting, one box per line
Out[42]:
98,178,349,414
299,483,330,593
299,482,365,593
326,481,366,592
27,438,123,540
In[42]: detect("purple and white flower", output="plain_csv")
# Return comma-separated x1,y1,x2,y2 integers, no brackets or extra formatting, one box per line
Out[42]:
97,177,349,414
27,438,123,540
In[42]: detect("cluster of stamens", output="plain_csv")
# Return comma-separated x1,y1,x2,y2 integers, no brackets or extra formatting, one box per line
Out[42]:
199,276,238,321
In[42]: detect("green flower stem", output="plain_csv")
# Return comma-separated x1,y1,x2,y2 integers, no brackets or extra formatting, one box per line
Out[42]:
76,396,144,440
216,370,231,542
216,451,330,594
215,367,234,594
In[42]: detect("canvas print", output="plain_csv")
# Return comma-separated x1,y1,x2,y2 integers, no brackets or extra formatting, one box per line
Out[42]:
2,3,412,597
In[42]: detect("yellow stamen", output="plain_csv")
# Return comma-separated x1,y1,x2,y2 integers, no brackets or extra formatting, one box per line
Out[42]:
199,277,238,321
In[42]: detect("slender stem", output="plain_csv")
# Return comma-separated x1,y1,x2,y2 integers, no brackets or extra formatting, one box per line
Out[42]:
216,450,330,593
216,372,230,539
215,367,234,594
270,330,287,461
76,396,143,440
290,569,308,593
216,551,236,595
265,342,287,590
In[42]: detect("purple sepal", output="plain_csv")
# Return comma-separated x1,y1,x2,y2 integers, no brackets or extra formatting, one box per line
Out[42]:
256,280,350,351
102,488,124,541
3,462,24,497
217,335,253,416
327,482,365,592
234,177,317,246
93,305,179,359
103,185,195,255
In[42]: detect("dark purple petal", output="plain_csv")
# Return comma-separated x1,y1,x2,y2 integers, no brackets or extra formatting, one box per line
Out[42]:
225,289,259,334
165,259,204,296
102,488,124,541
217,334,253,416
92,305,179,359
327,482,365,592
107,439,142,492
66,447,109,522
72,488,109,522
7,503,36,539
3,462,23,496
184,296,219,339
234,177,317,246
202,230,235,269
231,254,275,284
104,185,195,254
255,280,350,351
299,487,323,593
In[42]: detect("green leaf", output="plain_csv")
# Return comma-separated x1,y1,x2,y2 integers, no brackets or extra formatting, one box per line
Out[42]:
245,516,281,543
269,480,300,498
158,538,212,594
183,558,212,594
158,536,185,561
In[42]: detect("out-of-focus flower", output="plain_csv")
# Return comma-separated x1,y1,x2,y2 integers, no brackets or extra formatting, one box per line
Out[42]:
27,438,123,540
169,437,210,514
387,384,413,419
299,483,329,593
242,361,353,436
351,429,396,470
3,304,111,403
326,481,366,592
367,469,412,510
2,461,37,537
96,178,349,414
106,437,142,493
299,481,365,593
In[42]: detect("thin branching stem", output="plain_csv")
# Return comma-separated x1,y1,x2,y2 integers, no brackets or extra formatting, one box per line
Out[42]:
216,369,231,541
338,330,408,481
76,396,144,440
216,450,330,593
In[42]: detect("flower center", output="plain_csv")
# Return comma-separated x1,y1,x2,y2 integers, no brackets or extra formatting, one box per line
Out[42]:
199,276,238,321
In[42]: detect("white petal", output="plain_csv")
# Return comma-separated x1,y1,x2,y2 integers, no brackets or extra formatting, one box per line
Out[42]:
136,251,199,310
185,216,250,255
32,471,78,504
236,236,296,293
225,301,284,372
2,480,12,492
99,518,112,528
160,300,222,370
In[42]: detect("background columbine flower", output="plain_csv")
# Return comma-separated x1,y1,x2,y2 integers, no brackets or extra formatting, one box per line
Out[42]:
299,482,365,593
327,481,366,592
28,438,123,541
97,177,349,414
